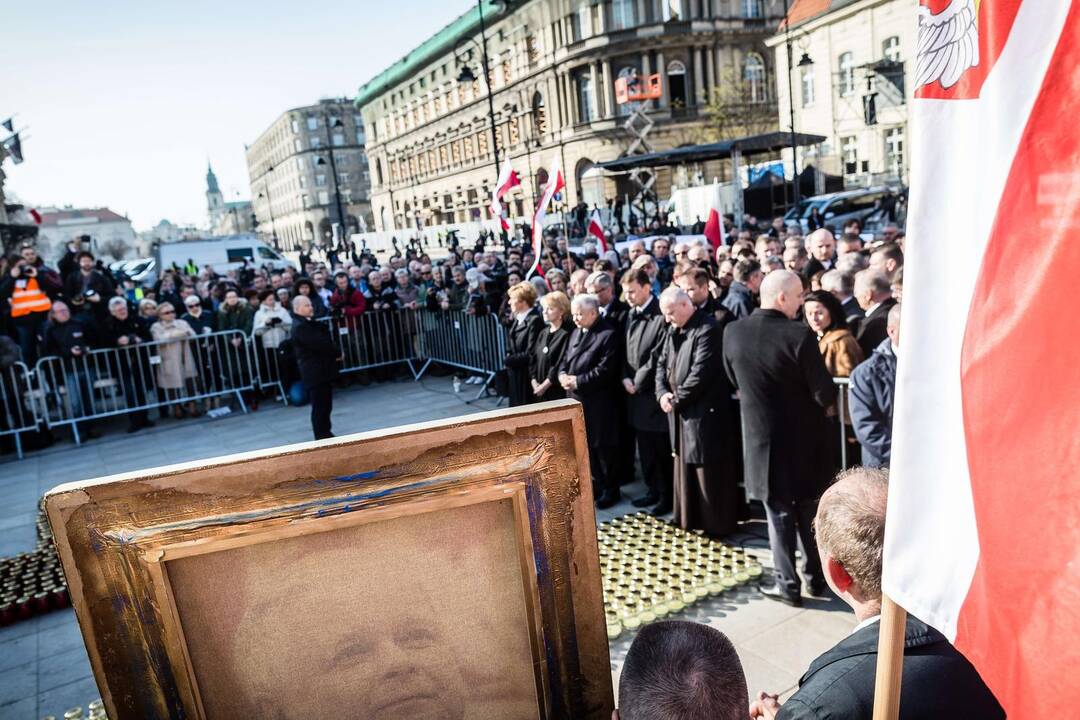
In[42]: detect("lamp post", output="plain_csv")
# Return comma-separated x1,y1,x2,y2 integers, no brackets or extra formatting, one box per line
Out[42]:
456,0,501,180
259,164,278,249
782,0,814,208
319,111,347,247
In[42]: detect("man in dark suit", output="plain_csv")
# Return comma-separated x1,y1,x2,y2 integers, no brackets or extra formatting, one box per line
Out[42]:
559,294,622,509
620,269,672,513
291,295,341,440
720,259,762,320
821,269,864,330
853,269,898,357
802,228,837,279
750,468,1004,719
657,288,740,537
588,269,633,488
723,270,837,605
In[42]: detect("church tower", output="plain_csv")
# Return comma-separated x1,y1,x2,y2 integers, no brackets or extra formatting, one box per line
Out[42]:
205,162,224,231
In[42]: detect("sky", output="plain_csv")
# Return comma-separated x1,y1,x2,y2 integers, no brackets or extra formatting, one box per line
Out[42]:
1,0,470,231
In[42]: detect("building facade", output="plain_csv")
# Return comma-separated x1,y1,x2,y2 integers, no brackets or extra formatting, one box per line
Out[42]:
205,164,256,236
767,0,915,189
36,207,137,260
245,98,372,251
357,0,787,233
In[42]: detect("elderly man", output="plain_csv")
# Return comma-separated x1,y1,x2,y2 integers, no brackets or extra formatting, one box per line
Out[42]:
587,269,634,487
820,269,864,327
559,294,622,508
750,468,1004,719
849,304,900,468
616,621,748,720
291,295,341,440
628,240,647,263
853,269,898,357
721,259,762,320
656,288,739,536
100,296,155,434
620,269,672,513
803,228,837,278
587,270,629,327
723,271,837,605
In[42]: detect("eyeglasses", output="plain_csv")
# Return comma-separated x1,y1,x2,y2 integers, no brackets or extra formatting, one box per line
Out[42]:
160,311,175,316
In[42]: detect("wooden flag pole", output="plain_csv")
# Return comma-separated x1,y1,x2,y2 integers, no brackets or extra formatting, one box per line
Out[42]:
871,594,908,720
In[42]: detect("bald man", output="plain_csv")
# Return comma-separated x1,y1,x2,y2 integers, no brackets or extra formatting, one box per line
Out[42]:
723,271,838,606
803,228,837,279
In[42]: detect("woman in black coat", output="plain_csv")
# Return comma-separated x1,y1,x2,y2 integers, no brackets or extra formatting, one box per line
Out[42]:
529,291,574,402
504,282,544,406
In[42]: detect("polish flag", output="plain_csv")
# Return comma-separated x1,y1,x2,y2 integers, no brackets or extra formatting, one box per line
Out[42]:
882,1,1078,718
587,208,607,252
489,158,521,231
527,154,564,278
702,184,726,251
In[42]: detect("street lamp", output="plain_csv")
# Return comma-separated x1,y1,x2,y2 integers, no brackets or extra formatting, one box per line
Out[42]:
782,0,813,207
319,113,348,247
259,164,278,249
455,0,501,181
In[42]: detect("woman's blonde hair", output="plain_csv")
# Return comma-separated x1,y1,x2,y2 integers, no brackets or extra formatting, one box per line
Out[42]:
540,290,570,319
508,281,538,306
156,301,175,318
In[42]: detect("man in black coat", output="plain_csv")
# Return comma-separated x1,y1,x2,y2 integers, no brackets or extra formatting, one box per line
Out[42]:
656,288,740,537
801,228,837,279
100,296,155,433
559,293,622,509
587,270,633,488
721,259,763,320
723,270,837,605
620,269,672,514
63,251,115,324
853,269,898,357
290,295,341,440
750,468,1004,719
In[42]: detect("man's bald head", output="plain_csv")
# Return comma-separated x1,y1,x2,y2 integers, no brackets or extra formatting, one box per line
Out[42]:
808,228,836,263
659,287,695,328
816,468,889,599
759,270,803,319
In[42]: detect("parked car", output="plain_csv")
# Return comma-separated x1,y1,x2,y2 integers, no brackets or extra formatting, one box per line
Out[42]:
784,187,904,234
155,235,294,276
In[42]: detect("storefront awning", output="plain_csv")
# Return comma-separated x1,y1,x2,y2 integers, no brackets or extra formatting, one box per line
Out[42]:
594,131,828,173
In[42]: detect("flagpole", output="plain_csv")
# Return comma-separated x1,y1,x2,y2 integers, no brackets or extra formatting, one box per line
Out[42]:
871,594,907,720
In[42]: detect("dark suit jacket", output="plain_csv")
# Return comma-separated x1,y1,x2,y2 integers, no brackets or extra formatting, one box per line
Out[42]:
530,320,574,401
655,309,733,465
803,256,835,280
504,307,544,406
855,297,898,357
721,282,756,320
601,298,630,331
560,317,620,447
778,616,1004,720
623,298,667,434
841,295,864,326
723,309,837,501
291,316,339,388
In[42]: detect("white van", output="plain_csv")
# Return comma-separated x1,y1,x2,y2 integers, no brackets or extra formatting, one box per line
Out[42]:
155,235,294,275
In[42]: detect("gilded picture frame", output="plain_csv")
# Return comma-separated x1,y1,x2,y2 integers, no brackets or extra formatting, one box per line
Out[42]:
45,400,612,719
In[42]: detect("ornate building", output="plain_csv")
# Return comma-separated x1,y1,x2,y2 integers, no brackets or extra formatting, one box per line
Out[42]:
357,0,785,233
205,164,255,236
245,98,372,251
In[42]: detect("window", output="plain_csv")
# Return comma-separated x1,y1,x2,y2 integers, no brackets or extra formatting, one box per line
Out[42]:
315,174,326,186
838,52,855,96
332,132,345,146
311,155,322,167
885,127,905,176
573,4,593,41
882,36,901,63
226,248,254,263
306,117,318,130
801,66,815,107
291,119,300,133
841,136,859,175
743,0,764,18
577,71,595,123
744,54,767,103
257,247,279,260
294,139,302,152
318,191,330,205
301,194,311,209
356,128,366,145
612,0,636,29
526,34,539,65
310,136,321,148
353,114,363,127
299,176,307,188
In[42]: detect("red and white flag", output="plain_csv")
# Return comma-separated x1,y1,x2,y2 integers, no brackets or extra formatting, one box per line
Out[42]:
883,1,1078,717
587,208,607,252
702,183,726,251
489,157,521,231
528,153,564,278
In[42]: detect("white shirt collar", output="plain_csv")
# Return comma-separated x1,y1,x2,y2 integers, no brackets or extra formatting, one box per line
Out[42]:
865,301,882,317
515,309,531,324
635,296,654,313
852,614,881,635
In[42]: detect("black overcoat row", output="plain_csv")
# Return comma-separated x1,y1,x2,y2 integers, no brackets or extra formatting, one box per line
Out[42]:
504,306,545,406
623,298,668,434
291,316,339,388
559,316,621,447
722,309,837,502
654,308,735,465
854,296,897,357
530,319,574,402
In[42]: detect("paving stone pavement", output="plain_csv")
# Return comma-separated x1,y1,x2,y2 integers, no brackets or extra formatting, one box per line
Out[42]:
0,374,853,719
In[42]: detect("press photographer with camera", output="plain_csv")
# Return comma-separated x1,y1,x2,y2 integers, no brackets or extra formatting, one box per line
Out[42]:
1,245,62,364
63,250,115,325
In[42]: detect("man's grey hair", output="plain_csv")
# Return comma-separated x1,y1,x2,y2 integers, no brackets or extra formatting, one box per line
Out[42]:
816,467,889,598
291,295,311,312
821,269,854,296
108,296,128,311
585,270,613,291
855,269,892,297
836,253,869,274
571,293,600,313
659,286,691,307
887,302,902,329
618,621,749,720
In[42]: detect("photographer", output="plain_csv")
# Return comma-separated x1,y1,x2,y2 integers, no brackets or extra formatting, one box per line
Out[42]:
42,301,101,439
1,250,60,364
63,251,115,325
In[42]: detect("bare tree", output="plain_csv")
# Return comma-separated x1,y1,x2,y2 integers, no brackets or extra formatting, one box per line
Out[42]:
101,239,130,261
696,68,779,143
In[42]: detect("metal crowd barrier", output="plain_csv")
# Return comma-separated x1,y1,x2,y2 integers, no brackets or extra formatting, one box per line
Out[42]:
413,310,506,399
0,362,36,459
834,377,852,468
33,329,255,445
318,311,422,379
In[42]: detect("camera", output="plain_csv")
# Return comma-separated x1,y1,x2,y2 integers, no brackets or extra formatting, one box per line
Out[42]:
19,265,33,279
268,317,282,326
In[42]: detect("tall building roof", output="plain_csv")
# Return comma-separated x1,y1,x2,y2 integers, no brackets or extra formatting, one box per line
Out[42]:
38,208,129,226
206,163,220,194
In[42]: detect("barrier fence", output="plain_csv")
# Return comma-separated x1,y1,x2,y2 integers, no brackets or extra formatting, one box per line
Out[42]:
414,310,506,398
0,362,35,459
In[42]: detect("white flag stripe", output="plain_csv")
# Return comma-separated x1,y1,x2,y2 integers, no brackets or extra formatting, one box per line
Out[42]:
883,0,1072,638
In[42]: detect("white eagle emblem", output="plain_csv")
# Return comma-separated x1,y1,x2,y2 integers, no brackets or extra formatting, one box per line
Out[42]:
914,0,980,89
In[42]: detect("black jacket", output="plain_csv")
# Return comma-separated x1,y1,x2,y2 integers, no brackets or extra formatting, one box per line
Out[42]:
600,298,630,332
530,320,574,402
803,256,835,280
291,316,339,388
559,316,621,447
63,270,115,318
43,319,96,372
855,297,898,357
840,295,864,328
723,309,837,501
504,307,545,406
655,309,733,465
720,281,756,320
778,616,1004,720
623,298,667,433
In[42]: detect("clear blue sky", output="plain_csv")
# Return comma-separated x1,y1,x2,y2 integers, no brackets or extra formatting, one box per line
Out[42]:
1,0,470,230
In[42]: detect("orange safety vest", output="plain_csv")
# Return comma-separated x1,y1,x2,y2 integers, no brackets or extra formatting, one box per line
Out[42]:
10,276,53,318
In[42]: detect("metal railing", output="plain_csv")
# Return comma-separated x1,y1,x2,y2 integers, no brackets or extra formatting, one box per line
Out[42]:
319,311,422,379
834,377,852,469
414,310,506,399
0,362,36,459
33,329,254,444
